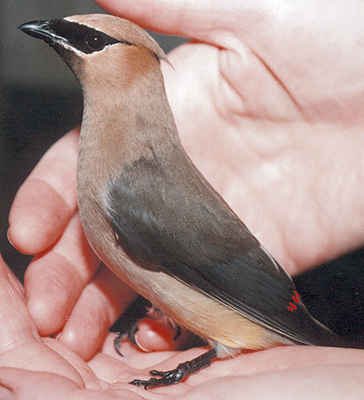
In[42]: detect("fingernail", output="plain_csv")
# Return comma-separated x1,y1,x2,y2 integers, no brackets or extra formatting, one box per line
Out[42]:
6,229,14,248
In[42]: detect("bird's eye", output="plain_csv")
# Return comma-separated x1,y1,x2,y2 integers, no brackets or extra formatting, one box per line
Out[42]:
84,33,105,51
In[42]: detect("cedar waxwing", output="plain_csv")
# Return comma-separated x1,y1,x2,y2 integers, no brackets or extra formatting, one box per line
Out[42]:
20,14,349,389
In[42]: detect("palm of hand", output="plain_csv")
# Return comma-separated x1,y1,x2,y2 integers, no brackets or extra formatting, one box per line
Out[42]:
0,262,362,400
1,309,363,400
159,4,364,275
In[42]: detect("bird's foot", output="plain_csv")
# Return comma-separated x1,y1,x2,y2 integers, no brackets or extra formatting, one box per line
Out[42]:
129,347,217,389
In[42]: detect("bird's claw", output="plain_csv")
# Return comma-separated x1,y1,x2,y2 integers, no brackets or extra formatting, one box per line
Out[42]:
129,367,185,389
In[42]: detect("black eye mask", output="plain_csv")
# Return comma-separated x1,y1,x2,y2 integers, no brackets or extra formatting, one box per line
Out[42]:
20,19,131,54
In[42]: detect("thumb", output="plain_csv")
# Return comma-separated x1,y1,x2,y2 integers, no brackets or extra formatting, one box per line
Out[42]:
95,0,273,44
0,254,40,348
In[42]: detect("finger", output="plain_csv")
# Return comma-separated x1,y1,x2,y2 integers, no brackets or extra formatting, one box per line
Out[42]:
0,254,40,348
57,265,137,361
133,318,177,352
25,213,100,336
133,318,204,352
181,365,364,400
0,368,81,400
0,254,88,387
9,129,79,255
95,0,256,41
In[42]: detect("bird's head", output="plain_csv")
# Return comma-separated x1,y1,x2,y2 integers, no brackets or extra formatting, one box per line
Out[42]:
19,14,169,91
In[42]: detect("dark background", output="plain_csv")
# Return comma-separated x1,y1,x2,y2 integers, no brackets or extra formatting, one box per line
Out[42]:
0,1,363,348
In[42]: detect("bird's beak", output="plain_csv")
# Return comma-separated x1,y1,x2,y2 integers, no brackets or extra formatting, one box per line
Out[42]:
19,20,64,47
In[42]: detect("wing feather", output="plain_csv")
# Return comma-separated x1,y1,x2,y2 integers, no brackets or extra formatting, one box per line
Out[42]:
107,155,342,347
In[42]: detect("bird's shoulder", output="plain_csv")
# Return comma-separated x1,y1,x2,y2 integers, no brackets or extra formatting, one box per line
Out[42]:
106,151,258,267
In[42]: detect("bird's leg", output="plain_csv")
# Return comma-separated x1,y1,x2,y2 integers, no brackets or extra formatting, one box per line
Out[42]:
129,347,218,389
113,296,155,356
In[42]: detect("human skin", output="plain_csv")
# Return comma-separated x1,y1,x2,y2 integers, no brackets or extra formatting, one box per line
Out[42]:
6,0,364,396
0,253,363,399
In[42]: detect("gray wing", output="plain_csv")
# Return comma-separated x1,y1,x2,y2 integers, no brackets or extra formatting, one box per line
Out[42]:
107,155,343,347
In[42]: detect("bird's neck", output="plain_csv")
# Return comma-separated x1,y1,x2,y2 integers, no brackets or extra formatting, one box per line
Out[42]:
77,64,183,198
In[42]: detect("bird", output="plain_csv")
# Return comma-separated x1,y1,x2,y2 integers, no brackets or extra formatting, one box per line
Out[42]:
20,14,348,389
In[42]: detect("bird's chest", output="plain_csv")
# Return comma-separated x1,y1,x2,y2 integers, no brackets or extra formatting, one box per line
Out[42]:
76,142,159,289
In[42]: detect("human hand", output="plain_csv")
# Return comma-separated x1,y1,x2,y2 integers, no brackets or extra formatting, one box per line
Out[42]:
0,252,363,399
97,0,364,276
8,129,137,360
8,0,364,361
